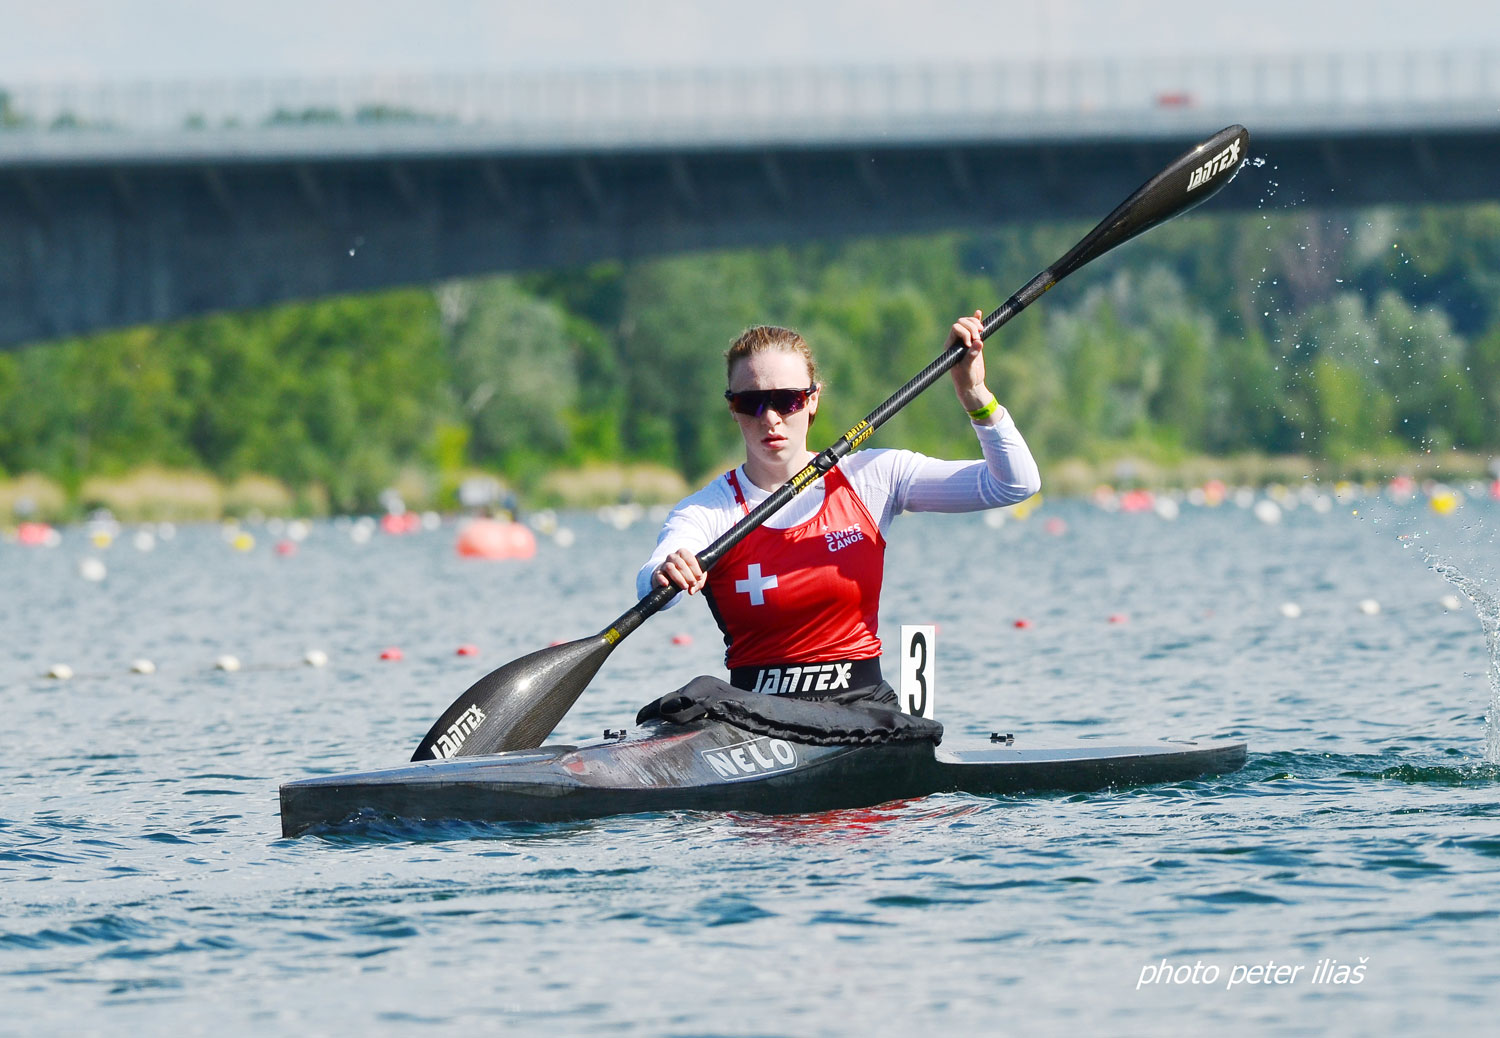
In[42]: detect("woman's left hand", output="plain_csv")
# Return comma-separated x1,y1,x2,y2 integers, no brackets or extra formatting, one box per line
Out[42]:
945,310,994,413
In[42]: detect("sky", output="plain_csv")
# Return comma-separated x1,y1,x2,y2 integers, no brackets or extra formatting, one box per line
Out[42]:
3,0,1500,83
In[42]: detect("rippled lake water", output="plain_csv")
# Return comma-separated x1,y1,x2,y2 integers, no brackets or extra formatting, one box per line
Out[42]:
3,491,1499,1035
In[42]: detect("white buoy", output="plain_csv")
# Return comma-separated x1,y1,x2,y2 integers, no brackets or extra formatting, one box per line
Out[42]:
303,649,329,668
78,557,107,582
156,521,177,541
1279,602,1303,619
46,663,74,680
421,511,442,532
350,517,375,544
1253,499,1283,525
132,529,157,552
130,659,157,675
287,519,312,542
1358,599,1382,615
983,509,1006,529
1153,497,1180,520
553,527,577,548
214,655,242,672
1440,594,1463,612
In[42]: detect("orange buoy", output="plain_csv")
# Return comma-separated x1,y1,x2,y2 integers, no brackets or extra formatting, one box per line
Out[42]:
456,518,537,559
671,633,693,646
1108,613,1129,624
379,647,404,661
455,644,479,656
1013,618,1032,629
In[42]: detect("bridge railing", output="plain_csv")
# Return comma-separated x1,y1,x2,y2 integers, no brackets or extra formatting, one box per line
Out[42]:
4,51,1500,137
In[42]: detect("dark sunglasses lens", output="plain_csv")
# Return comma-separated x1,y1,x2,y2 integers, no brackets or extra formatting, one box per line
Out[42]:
726,388,811,416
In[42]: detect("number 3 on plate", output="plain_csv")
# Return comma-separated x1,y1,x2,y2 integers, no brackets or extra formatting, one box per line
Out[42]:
900,625,936,719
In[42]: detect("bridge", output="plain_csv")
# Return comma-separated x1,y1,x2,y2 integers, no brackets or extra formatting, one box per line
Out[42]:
4,51,1500,349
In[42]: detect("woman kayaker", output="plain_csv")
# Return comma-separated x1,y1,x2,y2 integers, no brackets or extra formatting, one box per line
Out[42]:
637,312,1040,695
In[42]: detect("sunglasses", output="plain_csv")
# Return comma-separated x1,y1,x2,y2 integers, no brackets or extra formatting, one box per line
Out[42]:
723,385,818,417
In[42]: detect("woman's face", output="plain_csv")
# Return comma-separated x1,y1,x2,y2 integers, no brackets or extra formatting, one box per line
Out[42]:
727,350,819,469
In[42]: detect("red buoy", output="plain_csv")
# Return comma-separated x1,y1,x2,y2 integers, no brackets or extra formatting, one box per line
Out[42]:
671,633,693,646
17,522,57,546
455,644,479,656
379,647,404,661
382,512,422,535
1013,618,1032,629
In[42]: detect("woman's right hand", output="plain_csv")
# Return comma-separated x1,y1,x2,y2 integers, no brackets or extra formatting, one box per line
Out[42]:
654,548,708,595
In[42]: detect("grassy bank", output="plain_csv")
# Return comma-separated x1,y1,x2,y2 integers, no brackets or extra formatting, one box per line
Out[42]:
1042,450,1498,497
0,462,691,524
3,452,1493,526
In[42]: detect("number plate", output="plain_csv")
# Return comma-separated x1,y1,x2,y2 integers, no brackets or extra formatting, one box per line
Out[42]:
899,624,936,719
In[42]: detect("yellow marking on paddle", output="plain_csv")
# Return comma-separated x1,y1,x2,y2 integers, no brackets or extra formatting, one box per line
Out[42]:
847,420,874,449
603,628,622,646
790,465,819,491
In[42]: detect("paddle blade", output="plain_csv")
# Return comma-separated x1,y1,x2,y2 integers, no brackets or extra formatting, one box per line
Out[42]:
411,634,616,759
1051,124,1250,284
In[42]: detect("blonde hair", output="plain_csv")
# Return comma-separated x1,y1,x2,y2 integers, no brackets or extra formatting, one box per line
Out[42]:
724,326,819,387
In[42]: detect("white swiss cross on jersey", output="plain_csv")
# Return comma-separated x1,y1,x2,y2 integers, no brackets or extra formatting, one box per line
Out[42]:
734,564,779,606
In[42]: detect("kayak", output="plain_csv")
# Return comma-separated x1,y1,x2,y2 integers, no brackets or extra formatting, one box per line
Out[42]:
279,718,1248,837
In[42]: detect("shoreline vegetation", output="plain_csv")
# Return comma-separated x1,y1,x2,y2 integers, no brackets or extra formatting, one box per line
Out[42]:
3,452,1495,525
4,203,1500,522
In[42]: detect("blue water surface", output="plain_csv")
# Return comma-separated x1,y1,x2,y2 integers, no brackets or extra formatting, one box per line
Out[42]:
2,492,1498,1035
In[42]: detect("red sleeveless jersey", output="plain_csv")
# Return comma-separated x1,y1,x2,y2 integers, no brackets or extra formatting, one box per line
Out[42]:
704,466,885,669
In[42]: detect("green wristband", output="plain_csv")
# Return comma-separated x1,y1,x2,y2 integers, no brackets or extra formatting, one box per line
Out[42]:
966,397,999,421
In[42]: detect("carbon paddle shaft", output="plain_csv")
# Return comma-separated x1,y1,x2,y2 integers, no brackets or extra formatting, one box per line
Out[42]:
602,123,1251,646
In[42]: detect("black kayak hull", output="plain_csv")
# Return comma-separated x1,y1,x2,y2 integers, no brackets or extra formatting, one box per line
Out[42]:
280,721,1248,837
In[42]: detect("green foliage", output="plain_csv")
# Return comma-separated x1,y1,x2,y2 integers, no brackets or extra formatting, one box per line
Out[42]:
5,201,1500,507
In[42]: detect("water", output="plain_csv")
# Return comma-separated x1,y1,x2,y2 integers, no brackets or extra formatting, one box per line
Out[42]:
3,496,1499,1035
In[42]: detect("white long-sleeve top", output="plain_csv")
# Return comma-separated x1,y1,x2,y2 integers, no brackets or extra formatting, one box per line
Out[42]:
636,411,1042,607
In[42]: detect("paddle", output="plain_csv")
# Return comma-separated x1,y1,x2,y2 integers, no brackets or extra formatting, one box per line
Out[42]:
413,123,1252,760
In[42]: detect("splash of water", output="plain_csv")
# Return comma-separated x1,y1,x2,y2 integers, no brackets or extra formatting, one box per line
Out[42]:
1427,555,1500,763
